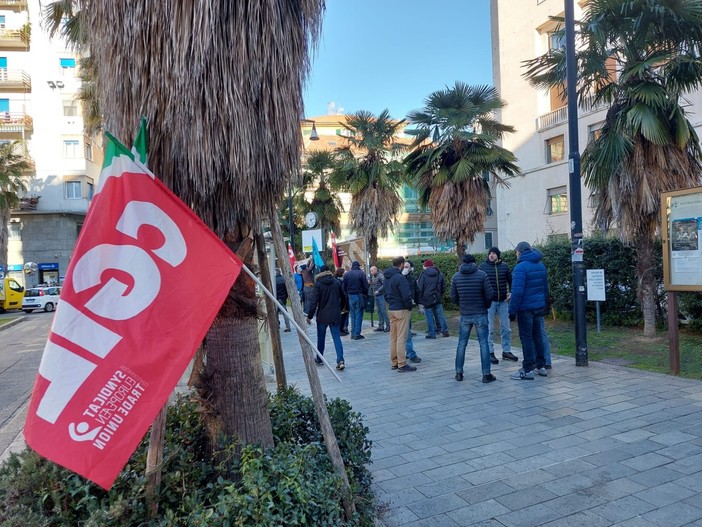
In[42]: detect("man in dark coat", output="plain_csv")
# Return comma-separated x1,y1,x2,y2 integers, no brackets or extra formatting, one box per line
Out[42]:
343,260,370,340
450,253,495,383
275,268,291,332
508,242,550,380
417,259,449,339
383,256,416,372
306,265,347,370
300,262,316,314
478,247,517,363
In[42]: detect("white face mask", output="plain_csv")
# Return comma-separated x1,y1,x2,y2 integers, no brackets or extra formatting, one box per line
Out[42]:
402,267,410,275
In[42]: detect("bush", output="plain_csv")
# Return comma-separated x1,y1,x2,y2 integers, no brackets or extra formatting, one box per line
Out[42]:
0,389,376,526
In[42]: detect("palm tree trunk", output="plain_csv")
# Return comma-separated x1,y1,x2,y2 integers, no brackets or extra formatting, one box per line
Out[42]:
456,239,466,258
201,314,274,449
635,236,657,338
0,207,10,276
368,235,378,266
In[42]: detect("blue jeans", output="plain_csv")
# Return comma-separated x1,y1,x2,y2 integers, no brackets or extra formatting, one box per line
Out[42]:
516,310,546,372
316,322,344,363
406,320,417,359
487,300,511,354
375,295,389,329
348,294,364,337
455,314,490,375
538,316,551,366
425,303,449,337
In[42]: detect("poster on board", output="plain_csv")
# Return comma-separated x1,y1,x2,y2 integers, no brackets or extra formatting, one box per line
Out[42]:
662,187,702,291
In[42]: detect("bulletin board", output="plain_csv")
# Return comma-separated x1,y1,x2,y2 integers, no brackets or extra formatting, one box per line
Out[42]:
661,187,702,291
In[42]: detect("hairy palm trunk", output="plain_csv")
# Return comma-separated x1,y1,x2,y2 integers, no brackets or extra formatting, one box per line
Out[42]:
635,236,657,338
368,235,378,266
0,208,9,275
456,240,466,258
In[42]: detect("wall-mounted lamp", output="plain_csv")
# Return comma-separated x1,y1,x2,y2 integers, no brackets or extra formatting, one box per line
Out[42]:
47,81,56,88
301,119,319,141
56,81,64,88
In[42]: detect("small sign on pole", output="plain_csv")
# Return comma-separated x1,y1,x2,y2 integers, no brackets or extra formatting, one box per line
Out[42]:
586,269,606,334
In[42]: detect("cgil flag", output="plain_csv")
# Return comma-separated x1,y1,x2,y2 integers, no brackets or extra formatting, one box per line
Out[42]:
312,237,324,268
24,129,242,489
330,228,340,268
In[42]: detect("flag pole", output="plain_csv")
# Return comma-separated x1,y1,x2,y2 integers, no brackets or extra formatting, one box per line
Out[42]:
268,202,356,518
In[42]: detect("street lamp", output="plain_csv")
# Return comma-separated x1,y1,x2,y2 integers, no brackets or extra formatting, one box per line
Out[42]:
290,119,319,249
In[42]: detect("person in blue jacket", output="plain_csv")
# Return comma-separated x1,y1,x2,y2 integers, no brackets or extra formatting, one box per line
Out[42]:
508,242,550,380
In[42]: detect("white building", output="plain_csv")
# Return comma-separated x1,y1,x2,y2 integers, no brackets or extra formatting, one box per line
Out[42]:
491,0,702,249
3,0,101,286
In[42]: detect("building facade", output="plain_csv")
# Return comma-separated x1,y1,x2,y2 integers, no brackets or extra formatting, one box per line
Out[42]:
3,0,101,287
491,0,702,249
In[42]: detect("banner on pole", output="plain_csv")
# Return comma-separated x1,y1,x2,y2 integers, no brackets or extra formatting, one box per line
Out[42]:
24,132,241,489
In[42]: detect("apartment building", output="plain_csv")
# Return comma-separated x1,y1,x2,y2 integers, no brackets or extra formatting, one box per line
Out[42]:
303,114,498,257
2,0,101,286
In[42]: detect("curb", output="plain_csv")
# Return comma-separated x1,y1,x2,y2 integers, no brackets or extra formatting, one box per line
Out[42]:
0,316,25,332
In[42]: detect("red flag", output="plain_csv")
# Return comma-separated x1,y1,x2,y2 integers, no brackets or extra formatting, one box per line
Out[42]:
24,135,241,489
287,242,296,272
331,229,340,268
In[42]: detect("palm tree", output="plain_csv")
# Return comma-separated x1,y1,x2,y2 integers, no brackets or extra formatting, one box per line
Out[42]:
0,142,30,276
404,82,520,257
330,110,406,265
303,150,344,235
523,0,702,337
82,2,324,447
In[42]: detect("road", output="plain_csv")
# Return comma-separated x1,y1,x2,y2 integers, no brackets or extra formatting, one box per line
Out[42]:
0,313,52,457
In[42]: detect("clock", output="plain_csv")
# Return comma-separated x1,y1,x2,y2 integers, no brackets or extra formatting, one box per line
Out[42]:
305,211,319,229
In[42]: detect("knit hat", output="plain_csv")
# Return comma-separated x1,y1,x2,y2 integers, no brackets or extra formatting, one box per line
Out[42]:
515,241,531,253
488,247,501,258
423,259,434,268
462,254,476,264
351,261,360,269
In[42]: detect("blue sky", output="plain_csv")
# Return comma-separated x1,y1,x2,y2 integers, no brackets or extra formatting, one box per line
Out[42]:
303,0,493,120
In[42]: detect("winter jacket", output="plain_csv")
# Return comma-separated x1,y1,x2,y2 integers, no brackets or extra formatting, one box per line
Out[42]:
417,266,446,307
370,272,385,296
450,263,493,315
294,272,303,294
508,249,550,315
343,265,369,295
383,266,413,311
478,259,512,302
307,271,347,325
275,273,288,303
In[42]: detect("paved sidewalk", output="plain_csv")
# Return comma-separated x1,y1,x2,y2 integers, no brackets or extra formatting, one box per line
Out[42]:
276,322,702,527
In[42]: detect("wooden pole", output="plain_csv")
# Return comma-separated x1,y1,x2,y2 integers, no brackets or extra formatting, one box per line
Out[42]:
144,404,168,519
667,291,680,375
267,202,356,518
254,231,287,391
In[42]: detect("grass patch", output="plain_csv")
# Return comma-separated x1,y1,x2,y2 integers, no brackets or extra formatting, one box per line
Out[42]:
0,317,19,328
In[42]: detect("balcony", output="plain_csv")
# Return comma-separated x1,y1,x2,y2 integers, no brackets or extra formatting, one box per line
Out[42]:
0,28,30,50
0,0,27,10
0,69,30,90
536,95,610,132
0,113,33,133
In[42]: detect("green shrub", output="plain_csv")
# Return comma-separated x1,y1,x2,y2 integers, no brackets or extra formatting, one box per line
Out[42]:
0,389,376,526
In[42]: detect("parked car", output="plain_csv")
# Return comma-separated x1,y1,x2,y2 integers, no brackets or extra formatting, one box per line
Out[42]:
22,287,61,313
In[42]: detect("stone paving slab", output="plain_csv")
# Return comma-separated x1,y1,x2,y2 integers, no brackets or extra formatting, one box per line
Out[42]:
273,320,702,526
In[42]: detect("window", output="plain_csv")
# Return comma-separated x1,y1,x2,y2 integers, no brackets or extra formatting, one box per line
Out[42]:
484,232,493,249
63,101,78,116
8,222,20,241
546,186,568,214
63,139,80,158
87,182,94,200
0,16,5,29
84,140,93,161
546,135,565,163
588,122,604,143
549,31,565,51
65,180,81,199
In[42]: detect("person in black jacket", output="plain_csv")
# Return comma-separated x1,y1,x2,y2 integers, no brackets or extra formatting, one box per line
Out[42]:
275,268,291,332
478,247,517,363
383,256,416,372
343,261,370,340
450,253,495,383
306,265,347,370
417,259,449,338
403,260,421,363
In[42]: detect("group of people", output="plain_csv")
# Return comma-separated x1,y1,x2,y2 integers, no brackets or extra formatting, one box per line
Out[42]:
276,241,552,382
